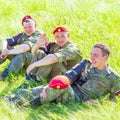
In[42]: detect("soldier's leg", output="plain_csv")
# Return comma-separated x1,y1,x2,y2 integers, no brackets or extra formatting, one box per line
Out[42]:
6,85,75,106
30,50,47,74
50,63,67,78
28,86,75,106
32,63,66,82
0,52,32,81
7,52,32,72
34,65,53,81
8,85,45,105
55,86,75,104
40,86,75,104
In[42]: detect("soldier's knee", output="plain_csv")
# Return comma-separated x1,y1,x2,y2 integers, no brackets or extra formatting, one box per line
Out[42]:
17,89,31,99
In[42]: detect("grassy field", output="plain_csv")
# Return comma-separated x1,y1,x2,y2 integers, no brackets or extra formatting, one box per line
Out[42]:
0,0,120,119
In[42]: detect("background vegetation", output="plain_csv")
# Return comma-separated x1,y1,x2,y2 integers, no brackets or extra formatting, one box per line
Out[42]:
0,0,120,119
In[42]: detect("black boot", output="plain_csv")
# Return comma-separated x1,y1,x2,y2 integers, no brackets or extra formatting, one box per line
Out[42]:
29,96,41,107
0,69,9,81
26,73,41,82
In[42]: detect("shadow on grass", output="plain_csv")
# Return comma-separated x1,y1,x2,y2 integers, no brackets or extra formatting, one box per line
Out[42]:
25,102,90,120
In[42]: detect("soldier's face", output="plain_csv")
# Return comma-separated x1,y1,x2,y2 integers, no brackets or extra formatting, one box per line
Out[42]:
54,32,69,47
23,21,36,36
90,47,108,70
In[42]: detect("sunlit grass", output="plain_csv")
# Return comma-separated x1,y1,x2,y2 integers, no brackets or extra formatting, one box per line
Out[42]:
0,0,120,119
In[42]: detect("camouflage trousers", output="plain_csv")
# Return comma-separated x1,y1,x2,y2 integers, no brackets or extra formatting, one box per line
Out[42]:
30,51,67,80
6,50,46,73
9,85,75,106
6,52,32,73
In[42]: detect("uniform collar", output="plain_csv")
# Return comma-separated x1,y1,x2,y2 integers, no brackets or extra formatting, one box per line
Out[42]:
90,65,111,77
60,40,71,48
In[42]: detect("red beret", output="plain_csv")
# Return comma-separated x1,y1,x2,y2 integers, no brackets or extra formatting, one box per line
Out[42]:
22,15,36,26
48,75,70,89
53,25,68,34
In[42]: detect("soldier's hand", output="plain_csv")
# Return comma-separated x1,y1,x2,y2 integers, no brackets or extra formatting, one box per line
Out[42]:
36,33,48,47
0,49,9,59
40,87,48,99
26,63,36,74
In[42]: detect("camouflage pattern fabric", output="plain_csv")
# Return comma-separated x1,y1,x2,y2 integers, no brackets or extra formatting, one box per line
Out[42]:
4,60,120,106
1,30,44,73
67,60,120,102
32,41,82,79
8,85,75,105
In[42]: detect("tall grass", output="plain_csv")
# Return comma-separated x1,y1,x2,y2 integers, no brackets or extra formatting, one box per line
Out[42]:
0,0,120,119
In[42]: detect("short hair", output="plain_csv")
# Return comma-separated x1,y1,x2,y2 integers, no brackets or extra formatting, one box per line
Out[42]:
93,43,110,56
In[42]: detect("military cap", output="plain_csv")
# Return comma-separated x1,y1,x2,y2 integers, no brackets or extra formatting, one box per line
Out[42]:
53,25,68,34
48,75,70,89
22,15,36,26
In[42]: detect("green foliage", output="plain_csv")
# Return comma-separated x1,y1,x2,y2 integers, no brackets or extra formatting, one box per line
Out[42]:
0,0,120,119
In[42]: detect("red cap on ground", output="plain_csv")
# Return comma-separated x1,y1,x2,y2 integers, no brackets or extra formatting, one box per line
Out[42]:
48,75,70,89
22,15,36,26
53,25,68,34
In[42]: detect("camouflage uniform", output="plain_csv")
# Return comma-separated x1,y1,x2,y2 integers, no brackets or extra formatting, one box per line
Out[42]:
0,30,44,72
30,40,82,79
8,59,120,106
66,60,120,101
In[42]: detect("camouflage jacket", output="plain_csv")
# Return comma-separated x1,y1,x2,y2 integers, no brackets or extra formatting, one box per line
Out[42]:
43,41,82,70
6,30,43,50
65,59,120,101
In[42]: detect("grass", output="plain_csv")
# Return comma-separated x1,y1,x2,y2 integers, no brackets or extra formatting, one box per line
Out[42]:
0,0,120,119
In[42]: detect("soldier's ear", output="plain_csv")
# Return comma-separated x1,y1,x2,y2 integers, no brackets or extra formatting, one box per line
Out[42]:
67,33,70,38
104,55,109,61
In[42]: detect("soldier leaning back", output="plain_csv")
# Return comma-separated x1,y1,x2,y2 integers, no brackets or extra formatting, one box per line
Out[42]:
4,43,120,106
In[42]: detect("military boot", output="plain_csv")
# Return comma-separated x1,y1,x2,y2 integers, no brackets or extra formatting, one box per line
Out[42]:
0,69,9,81
26,73,41,82
29,96,41,107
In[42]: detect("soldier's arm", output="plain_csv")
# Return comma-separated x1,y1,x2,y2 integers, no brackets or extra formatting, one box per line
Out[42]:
8,44,31,55
31,33,48,54
1,40,8,51
31,45,39,54
54,44,82,62
30,42,82,69
26,54,58,74
0,33,24,58
0,40,8,59
65,60,86,84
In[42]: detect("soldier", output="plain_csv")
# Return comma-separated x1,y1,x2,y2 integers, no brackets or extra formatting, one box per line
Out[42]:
4,43,120,106
26,25,82,82
0,15,47,81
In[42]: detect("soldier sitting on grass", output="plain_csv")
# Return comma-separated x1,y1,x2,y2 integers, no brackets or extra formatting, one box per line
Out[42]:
3,43,120,106
25,25,82,82
0,15,48,81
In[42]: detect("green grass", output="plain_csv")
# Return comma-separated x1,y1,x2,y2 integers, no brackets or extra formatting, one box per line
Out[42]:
0,0,120,119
